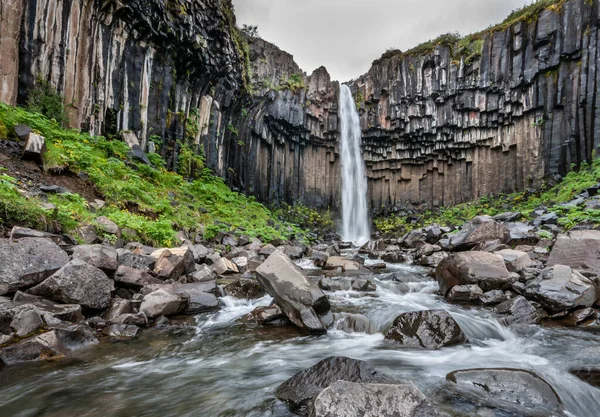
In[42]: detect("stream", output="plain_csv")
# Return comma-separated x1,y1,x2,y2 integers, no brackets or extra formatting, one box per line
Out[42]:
1,258,600,417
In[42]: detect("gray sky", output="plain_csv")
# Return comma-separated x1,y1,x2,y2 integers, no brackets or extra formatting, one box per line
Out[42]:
232,0,532,82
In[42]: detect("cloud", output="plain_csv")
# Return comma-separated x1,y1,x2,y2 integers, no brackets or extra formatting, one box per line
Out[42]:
232,0,532,82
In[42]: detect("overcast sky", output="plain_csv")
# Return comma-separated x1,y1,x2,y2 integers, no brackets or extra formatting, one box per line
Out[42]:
232,0,533,82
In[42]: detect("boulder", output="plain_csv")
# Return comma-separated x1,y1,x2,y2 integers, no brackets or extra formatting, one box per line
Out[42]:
95,216,120,235
244,305,288,326
385,310,468,349
525,265,597,314
103,299,133,322
284,245,305,259
318,278,351,292
102,324,140,338
381,251,407,263
231,256,248,273
116,249,156,272
9,227,75,249
449,217,510,251
310,251,329,268
547,230,600,271
162,283,218,314
351,278,377,292
447,285,483,304
153,249,191,280
72,244,118,275
419,251,449,267
310,381,440,417
256,250,332,333
21,131,46,164
495,249,533,272
275,356,396,414
480,290,510,305
212,257,239,275
259,244,277,256
223,280,265,299
29,260,114,309
495,296,540,326
139,289,188,319
12,292,84,323
505,222,539,246
10,307,43,337
114,265,163,289
324,257,360,272
435,252,513,296
447,368,562,414
0,238,69,295
189,264,214,282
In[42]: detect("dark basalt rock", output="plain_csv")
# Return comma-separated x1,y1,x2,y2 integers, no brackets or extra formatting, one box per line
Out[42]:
447,368,563,415
570,366,600,388
275,356,396,415
385,310,468,349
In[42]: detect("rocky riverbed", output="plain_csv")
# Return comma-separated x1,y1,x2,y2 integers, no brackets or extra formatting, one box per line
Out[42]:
1,211,600,416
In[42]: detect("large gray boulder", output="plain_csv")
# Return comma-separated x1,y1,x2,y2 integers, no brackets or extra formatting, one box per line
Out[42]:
0,238,69,295
29,260,114,309
256,250,332,334
276,356,396,415
116,249,156,272
113,265,163,289
436,252,513,296
547,230,600,271
525,265,597,314
447,368,563,415
495,296,540,326
139,289,188,318
310,381,440,417
385,310,468,349
72,244,118,275
448,217,510,251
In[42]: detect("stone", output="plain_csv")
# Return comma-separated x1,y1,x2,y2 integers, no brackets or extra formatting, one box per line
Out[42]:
333,313,375,334
318,278,351,292
415,243,441,258
525,265,597,314
116,249,156,273
223,280,265,299
102,324,140,338
111,312,149,327
12,292,83,323
153,249,188,280
435,252,513,296
385,309,468,349
21,132,46,164
114,265,163,289
0,238,69,295
493,212,522,222
212,257,239,275
259,244,277,256
505,222,539,246
350,278,376,292
95,216,120,235
310,381,440,417
189,264,214,282
73,225,101,245
275,356,396,414
324,257,360,272
449,217,510,251
244,305,288,325
140,289,188,319
447,368,562,415
310,251,329,268
480,290,510,305
29,260,114,309
165,283,219,314
103,299,133,322
256,250,332,333
547,230,600,271
381,251,407,263
9,227,74,248
284,245,305,259
10,307,43,337
533,212,559,227
419,251,449,267
570,367,600,388
495,249,533,273
121,131,140,148
72,244,118,275
495,296,540,326
221,235,238,247
232,256,248,272
447,285,483,304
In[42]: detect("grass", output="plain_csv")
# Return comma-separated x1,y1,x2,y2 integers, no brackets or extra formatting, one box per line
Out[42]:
0,103,311,247
372,0,564,66
375,158,600,236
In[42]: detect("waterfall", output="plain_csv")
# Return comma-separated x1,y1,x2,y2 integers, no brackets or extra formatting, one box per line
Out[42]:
338,84,370,245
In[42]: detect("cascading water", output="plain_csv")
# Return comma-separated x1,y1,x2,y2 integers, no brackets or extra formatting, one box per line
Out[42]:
338,84,370,245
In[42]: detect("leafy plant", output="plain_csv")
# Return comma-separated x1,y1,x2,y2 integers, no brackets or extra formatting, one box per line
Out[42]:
26,78,67,126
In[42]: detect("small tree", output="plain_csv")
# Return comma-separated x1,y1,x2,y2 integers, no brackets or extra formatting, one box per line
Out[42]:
241,24,259,38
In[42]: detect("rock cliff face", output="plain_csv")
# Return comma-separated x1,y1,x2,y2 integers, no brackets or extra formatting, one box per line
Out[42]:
1,0,599,212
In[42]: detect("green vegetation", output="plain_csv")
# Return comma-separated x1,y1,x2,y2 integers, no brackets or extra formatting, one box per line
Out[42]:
275,203,335,237
375,158,600,236
223,3,253,94
0,103,310,246
260,73,306,93
26,78,67,126
373,0,564,66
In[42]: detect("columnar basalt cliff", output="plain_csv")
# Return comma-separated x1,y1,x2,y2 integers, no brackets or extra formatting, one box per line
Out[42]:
1,0,599,212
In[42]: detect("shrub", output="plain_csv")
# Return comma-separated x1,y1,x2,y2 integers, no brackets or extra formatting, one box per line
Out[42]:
26,78,67,126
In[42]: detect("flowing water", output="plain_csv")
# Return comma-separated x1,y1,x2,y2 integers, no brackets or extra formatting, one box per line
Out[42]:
1,259,600,417
338,85,370,245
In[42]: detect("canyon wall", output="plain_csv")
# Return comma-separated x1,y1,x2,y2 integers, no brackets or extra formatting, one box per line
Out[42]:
1,0,599,212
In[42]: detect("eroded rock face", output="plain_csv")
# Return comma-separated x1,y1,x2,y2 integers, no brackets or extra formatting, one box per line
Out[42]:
385,310,468,349
436,252,513,296
29,260,114,310
0,238,69,295
275,356,396,415
447,368,563,415
309,381,440,417
256,250,332,334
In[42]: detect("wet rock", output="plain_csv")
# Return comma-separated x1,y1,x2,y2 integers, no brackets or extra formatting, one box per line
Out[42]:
0,238,69,295
103,299,133,322
139,289,188,319
116,249,156,272
324,257,360,272
256,250,332,334
350,278,377,292
449,217,510,251
447,285,483,304
495,249,533,273
416,243,441,258
570,367,600,388
169,283,219,314
480,290,510,305
385,310,468,349
525,265,597,314
223,280,265,299
111,312,149,327
244,305,288,325
310,251,329,268
495,296,540,325
419,251,449,267
102,324,140,338
400,230,426,249
547,230,600,271
72,244,118,275
10,307,43,337
447,368,562,415
333,313,375,334
309,381,440,417
275,356,396,414
114,265,163,289
435,252,513,296
212,257,239,275
318,278,351,292
29,260,114,310
381,251,407,263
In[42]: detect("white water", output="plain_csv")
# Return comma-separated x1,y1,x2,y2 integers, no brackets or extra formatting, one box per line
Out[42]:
339,84,370,245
